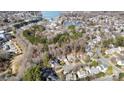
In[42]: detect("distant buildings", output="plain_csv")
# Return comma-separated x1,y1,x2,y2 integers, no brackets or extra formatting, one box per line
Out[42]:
117,60,124,66
105,47,122,55
0,29,22,56
0,30,6,44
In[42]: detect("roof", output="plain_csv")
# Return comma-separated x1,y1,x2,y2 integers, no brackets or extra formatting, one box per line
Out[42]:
0,30,5,34
3,40,17,53
66,73,77,81
98,58,109,64
77,71,88,78
105,47,122,54
0,34,5,39
117,60,124,65
90,67,100,74
63,64,74,74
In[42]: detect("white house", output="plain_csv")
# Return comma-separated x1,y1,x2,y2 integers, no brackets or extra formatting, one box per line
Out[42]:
105,47,122,55
87,52,93,57
117,60,124,66
0,30,5,34
0,34,5,39
66,72,77,81
77,70,88,79
97,65,108,73
3,40,17,53
0,30,5,39
90,67,100,75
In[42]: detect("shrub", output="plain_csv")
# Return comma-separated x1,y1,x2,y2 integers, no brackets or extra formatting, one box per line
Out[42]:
96,72,105,78
119,73,124,80
23,65,42,81
106,66,113,75
68,25,76,31
91,60,98,67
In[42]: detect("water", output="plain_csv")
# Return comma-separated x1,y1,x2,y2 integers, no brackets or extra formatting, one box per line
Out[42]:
41,11,82,27
42,11,61,21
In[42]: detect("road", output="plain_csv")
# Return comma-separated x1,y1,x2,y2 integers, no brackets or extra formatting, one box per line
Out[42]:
8,22,43,80
0,20,47,80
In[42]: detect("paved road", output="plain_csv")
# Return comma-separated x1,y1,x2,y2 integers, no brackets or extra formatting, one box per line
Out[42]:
8,22,43,80
0,20,47,80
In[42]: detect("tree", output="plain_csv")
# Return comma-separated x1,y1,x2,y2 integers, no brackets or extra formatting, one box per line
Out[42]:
68,25,76,31
23,65,42,81
106,66,113,75
115,36,124,46
119,73,124,80
91,60,98,67
52,32,69,44
102,38,114,47
0,51,12,62
84,55,90,62
42,53,51,67
96,72,105,78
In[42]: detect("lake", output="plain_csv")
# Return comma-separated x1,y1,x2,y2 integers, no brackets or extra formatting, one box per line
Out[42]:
42,11,61,21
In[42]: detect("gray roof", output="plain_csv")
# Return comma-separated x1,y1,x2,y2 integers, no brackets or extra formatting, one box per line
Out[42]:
97,58,109,68
0,34,5,39
63,64,74,74
0,30,4,34
98,58,109,64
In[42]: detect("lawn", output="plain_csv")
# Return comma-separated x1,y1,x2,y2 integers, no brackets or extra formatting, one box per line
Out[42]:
106,66,113,75
96,72,105,78
23,29,47,45
91,60,98,67
119,73,124,80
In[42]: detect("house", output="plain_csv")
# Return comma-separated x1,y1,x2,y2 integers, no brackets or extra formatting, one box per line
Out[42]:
77,70,88,79
104,28,109,32
87,52,93,57
98,58,109,65
0,30,5,34
90,67,100,75
66,72,77,81
63,64,74,74
84,66,91,74
97,58,109,72
92,36,101,44
50,58,60,68
0,30,6,41
98,58,110,64
3,40,17,53
117,60,124,66
105,47,122,55
0,33,5,39
63,58,70,65
67,54,76,62
97,65,108,73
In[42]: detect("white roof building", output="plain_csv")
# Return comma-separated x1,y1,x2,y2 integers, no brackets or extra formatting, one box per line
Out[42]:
3,40,17,53
105,47,122,55
0,34,5,39
0,30,5,34
87,52,93,57
97,65,108,73
117,60,124,66
0,30,5,39
77,70,88,79
66,73,77,81
90,67,100,75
